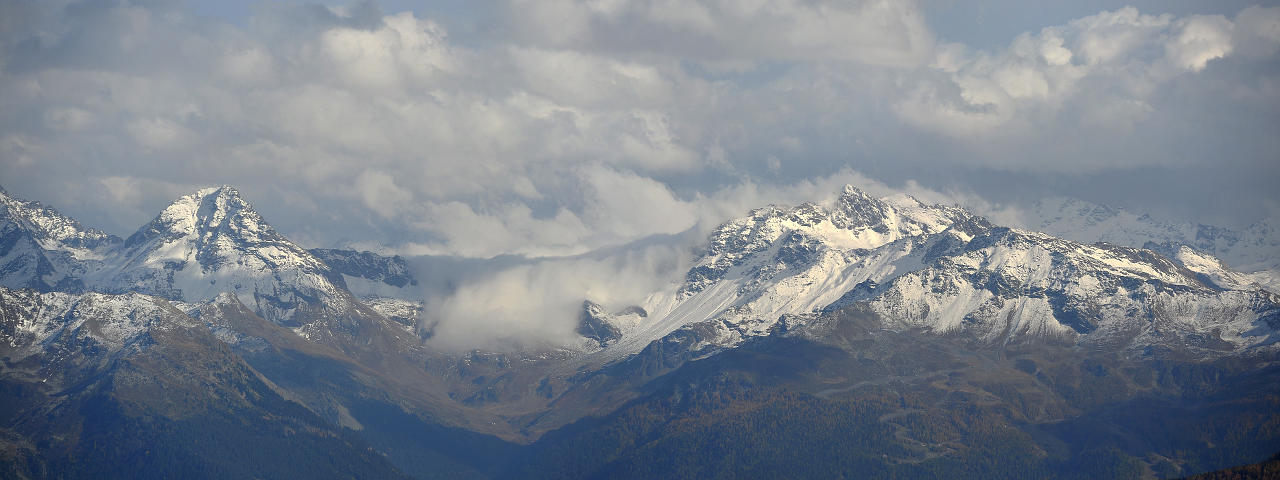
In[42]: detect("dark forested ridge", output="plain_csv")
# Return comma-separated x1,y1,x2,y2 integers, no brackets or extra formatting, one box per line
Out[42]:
1180,451,1280,480
5,305,1279,479
503,314,1280,479
0,307,407,479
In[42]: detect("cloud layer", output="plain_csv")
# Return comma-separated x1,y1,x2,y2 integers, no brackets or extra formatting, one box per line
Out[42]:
3,1,1277,253
1,1,1278,348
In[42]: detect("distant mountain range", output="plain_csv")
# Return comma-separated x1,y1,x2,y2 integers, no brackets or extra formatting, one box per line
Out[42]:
2,184,1277,479
575,186,1278,368
1024,197,1280,291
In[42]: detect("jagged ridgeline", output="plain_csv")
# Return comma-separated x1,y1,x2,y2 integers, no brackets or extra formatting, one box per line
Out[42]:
2,184,1279,479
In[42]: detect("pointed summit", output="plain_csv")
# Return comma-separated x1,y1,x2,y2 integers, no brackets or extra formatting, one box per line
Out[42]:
126,185,268,248
831,184,891,231
190,185,250,214
838,184,872,200
832,185,881,212
101,186,350,325
120,184,272,253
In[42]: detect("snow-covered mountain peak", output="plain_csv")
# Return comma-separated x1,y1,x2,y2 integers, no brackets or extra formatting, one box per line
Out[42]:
95,186,353,325
0,186,120,255
125,185,271,248
0,186,405,343
680,185,967,297
119,185,303,263
835,184,875,204
577,186,979,363
830,184,891,228
182,184,248,215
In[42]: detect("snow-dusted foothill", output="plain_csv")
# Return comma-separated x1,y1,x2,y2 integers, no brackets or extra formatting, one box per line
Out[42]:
0,287,199,388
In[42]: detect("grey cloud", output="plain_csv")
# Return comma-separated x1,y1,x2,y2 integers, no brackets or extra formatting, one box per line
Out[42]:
0,0,1276,265
893,7,1276,151
503,0,935,68
420,238,694,351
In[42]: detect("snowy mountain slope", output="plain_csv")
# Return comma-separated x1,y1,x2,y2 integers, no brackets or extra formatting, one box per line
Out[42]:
0,187,120,292
855,227,1280,356
1145,241,1280,295
1025,197,1280,288
308,248,419,299
362,296,424,330
581,187,975,364
1151,244,1276,292
579,186,1280,367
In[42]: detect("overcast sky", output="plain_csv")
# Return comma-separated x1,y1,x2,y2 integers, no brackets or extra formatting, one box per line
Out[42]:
2,0,1278,258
